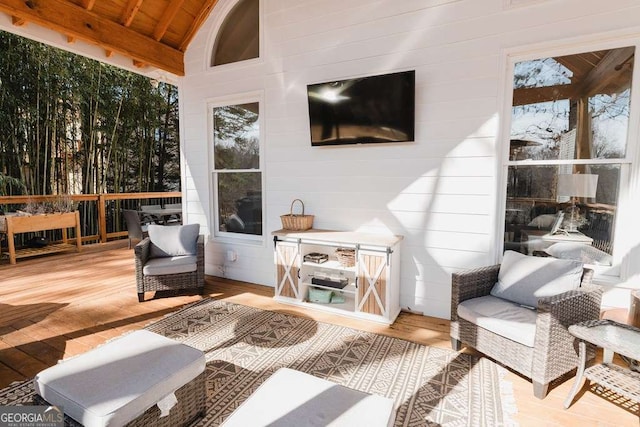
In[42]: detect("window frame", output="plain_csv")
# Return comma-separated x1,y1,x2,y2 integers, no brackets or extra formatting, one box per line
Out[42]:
208,91,266,244
205,0,263,71
497,36,640,283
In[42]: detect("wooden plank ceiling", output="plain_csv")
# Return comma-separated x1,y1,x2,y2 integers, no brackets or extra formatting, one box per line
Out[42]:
0,0,221,76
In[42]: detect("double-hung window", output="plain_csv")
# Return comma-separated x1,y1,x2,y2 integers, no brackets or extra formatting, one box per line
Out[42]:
502,45,636,278
210,96,263,240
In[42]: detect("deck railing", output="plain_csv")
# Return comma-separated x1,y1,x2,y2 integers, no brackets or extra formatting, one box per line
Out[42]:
0,192,182,246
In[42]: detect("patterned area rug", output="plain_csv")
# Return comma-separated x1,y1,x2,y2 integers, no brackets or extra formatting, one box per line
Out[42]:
0,299,517,426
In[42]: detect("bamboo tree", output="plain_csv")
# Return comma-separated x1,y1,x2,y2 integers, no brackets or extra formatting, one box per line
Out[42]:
0,31,181,196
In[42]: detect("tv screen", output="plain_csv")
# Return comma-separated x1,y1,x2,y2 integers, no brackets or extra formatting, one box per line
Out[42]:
307,70,415,146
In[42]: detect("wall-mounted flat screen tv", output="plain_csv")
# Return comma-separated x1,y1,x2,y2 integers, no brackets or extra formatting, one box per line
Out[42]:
307,70,415,146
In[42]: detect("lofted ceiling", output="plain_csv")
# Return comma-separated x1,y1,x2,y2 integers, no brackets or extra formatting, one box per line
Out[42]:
0,0,221,76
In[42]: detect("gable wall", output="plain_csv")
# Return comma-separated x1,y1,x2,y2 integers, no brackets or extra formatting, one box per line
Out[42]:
181,0,640,318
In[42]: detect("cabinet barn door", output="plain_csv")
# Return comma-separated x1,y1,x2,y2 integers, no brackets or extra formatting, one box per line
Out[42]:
275,241,300,299
357,250,387,316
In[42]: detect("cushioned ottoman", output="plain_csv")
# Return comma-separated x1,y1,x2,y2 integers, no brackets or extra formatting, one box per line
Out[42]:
33,330,206,427
222,368,396,427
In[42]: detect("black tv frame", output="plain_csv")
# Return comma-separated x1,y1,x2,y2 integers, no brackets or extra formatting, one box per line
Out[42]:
307,70,416,147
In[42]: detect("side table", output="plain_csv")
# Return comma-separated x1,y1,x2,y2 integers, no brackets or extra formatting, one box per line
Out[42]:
564,319,640,408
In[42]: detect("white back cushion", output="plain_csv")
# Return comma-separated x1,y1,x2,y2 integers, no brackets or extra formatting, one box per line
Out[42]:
490,250,583,307
148,223,199,258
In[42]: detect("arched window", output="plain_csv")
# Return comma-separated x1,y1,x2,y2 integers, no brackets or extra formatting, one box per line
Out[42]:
211,0,259,67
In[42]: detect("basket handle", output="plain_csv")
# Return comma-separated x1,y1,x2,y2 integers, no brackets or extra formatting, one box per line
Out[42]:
290,199,305,216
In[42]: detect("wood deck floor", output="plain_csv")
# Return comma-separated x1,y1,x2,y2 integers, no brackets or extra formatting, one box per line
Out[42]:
0,241,637,426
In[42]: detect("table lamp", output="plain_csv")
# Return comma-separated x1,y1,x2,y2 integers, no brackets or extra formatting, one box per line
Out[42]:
557,173,598,232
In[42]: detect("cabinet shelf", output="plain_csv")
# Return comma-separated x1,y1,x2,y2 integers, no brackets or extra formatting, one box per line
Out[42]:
302,260,356,272
304,292,355,312
302,281,357,295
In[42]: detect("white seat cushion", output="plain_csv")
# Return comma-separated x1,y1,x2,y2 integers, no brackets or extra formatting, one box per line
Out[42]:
457,295,537,347
34,330,205,427
143,255,197,276
222,368,396,427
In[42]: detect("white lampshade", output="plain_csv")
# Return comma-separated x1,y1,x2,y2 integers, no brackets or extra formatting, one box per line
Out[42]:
557,174,599,198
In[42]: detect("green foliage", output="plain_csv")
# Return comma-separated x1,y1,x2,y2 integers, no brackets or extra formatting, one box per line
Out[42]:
0,31,180,195
0,173,25,196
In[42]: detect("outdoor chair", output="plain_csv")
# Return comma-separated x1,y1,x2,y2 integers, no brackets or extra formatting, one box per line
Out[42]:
123,209,148,249
135,223,204,302
450,250,603,399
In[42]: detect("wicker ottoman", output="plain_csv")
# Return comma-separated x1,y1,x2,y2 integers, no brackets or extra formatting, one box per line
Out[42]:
222,368,396,427
33,330,206,427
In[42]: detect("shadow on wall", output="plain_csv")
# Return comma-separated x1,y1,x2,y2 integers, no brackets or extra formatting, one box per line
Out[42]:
385,117,499,317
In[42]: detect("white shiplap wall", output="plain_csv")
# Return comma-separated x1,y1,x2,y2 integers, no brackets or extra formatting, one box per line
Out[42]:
180,0,640,319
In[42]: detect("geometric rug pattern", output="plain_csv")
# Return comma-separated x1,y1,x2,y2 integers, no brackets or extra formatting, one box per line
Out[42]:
0,299,517,426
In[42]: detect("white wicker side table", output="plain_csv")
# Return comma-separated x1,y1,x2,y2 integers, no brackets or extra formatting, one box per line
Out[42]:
564,319,640,408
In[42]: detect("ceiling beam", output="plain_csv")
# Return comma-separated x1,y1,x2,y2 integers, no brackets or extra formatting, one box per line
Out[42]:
121,0,144,27
11,15,24,26
572,47,635,97
512,84,575,106
154,0,185,41
179,0,219,51
0,0,184,75
80,0,96,11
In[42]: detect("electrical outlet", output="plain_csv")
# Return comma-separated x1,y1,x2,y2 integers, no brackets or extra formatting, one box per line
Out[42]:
226,250,237,262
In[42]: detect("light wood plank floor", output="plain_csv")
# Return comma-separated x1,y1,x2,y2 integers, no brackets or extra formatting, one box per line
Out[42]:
1,241,637,426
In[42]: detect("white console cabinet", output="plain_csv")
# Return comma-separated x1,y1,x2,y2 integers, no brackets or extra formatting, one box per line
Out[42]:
272,229,403,324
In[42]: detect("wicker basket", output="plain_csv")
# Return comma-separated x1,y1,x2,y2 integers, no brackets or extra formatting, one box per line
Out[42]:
335,248,356,267
280,199,314,231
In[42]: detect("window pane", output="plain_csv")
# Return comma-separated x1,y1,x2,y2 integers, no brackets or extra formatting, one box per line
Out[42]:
504,165,619,265
211,0,259,66
217,172,262,235
213,103,259,170
510,47,634,161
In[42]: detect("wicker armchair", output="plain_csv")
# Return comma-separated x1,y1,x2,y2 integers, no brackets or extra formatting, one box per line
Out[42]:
134,225,204,302
450,263,603,399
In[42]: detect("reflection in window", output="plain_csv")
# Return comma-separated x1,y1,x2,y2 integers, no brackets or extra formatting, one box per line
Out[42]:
212,102,262,236
211,0,259,66
505,164,619,264
504,47,635,267
510,47,633,161
214,103,259,170
217,172,262,235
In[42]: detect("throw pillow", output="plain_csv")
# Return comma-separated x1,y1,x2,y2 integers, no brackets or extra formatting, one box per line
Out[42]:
527,214,557,229
490,250,583,308
148,223,200,258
